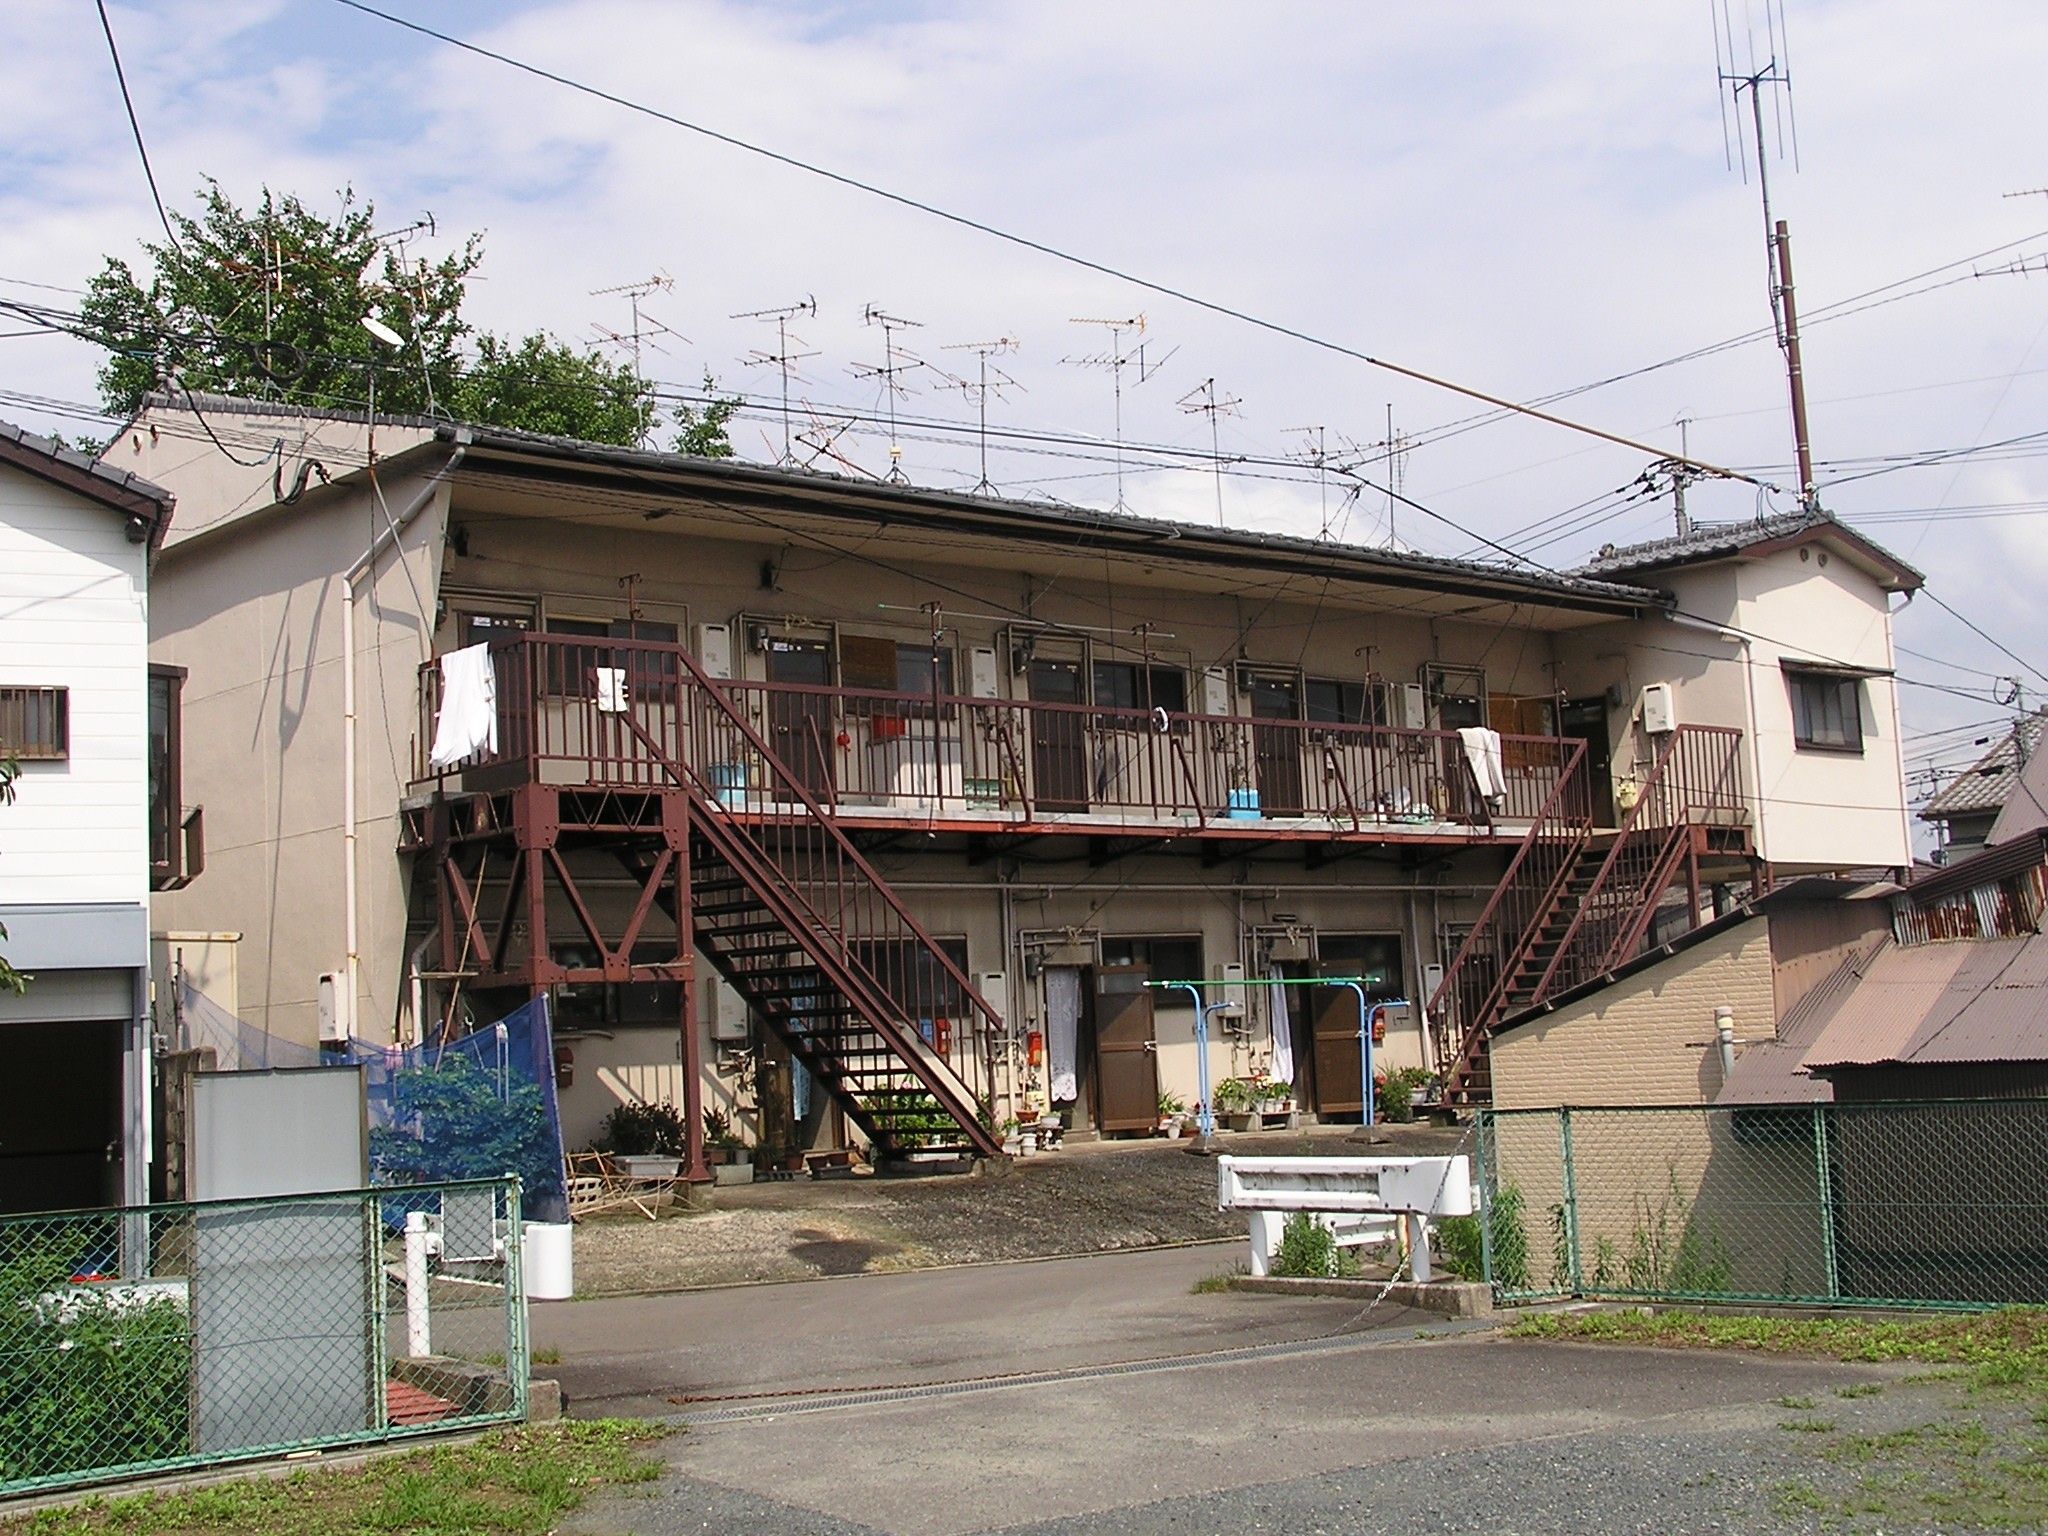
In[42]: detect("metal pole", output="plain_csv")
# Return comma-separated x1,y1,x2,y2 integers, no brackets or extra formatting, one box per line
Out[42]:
1172,983,1216,1149
1812,1104,1840,1302
1343,983,1375,1128
403,1210,433,1359
1558,1107,1583,1296
1775,219,1817,509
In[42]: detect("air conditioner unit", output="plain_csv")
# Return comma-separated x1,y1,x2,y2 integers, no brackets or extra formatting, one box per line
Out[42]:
695,621,733,679
1640,682,1677,735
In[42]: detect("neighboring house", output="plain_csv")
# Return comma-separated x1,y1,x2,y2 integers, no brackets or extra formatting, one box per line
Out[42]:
1918,710,2048,863
1490,828,2048,1109
122,396,1922,1173
0,423,191,1215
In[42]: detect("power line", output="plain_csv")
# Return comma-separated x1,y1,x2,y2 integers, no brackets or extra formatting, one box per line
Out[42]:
1922,589,2048,687
323,0,1766,491
95,0,181,254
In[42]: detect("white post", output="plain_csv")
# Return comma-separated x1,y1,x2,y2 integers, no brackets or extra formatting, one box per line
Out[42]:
404,1211,432,1359
1246,1209,1280,1277
1404,1213,1432,1282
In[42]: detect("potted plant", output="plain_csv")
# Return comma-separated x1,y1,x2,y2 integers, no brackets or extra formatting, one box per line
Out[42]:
1213,1076,1258,1131
1260,1077,1296,1118
604,1100,687,1180
1156,1092,1187,1137
999,1116,1023,1155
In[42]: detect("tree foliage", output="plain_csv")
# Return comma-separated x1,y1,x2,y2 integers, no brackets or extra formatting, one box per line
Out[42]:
79,181,740,454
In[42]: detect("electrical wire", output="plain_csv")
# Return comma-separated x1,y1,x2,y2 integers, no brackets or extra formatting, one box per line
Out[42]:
96,0,181,254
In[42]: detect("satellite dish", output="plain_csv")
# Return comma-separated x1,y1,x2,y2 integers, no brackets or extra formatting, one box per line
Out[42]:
361,315,405,349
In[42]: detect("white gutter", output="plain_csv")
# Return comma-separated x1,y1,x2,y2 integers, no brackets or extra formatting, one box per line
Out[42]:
341,438,465,1037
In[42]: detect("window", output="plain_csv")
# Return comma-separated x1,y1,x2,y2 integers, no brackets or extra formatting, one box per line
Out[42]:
1091,661,1188,724
842,635,956,716
0,685,68,760
542,616,679,697
1788,669,1864,752
1319,933,1404,1003
1100,935,1204,993
149,667,201,888
854,936,971,1021
1304,678,1387,729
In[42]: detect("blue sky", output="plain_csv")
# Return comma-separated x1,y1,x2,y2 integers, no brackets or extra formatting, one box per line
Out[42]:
6,0,2048,806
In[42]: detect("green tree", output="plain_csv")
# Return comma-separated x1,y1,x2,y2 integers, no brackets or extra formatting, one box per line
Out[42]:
671,371,742,458
78,181,739,454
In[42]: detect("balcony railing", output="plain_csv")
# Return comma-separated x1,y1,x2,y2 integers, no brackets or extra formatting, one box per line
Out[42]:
414,634,1587,836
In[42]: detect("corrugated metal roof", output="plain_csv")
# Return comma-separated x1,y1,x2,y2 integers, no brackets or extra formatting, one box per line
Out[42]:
1800,931,2048,1070
1921,713,2048,819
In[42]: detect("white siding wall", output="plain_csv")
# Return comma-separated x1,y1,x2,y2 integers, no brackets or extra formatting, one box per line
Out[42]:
0,464,149,906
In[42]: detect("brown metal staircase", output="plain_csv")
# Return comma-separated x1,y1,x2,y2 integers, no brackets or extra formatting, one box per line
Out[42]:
1429,725,1747,1107
601,642,1005,1161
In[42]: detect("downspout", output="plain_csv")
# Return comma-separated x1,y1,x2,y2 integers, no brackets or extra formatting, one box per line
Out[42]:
342,440,466,1038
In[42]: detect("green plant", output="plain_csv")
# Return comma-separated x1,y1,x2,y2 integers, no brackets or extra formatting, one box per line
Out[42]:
0,1221,189,1483
1271,1213,1362,1279
1213,1078,1256,1114
1157,1092,1187,1117
1374,1067,1433,1124
1616,1171,1733,1295
1438,1182,1531,1290
701,1106,738,1149
601,1101,687,1157
1258,1078,1294,1105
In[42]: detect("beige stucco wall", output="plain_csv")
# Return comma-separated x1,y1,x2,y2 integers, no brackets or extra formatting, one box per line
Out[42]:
1489,921,1777,1110
147,453,447,1047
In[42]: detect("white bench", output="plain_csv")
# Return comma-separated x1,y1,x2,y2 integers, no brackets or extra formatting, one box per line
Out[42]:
1217,1155,1473,1281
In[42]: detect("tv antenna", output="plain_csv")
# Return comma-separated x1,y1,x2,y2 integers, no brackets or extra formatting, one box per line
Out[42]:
733,295,819,466
1063,315,1177,513
1176,378,1242,528
591,272,680,446
851,304,925,482
939,336,1022,495
1714,0,1816,510
1377,407,1411,546
1289,427,1336,538
793,402,868,479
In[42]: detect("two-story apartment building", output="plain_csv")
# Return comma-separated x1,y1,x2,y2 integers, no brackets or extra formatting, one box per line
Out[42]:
127,395,1918,1176
0,424,190,1214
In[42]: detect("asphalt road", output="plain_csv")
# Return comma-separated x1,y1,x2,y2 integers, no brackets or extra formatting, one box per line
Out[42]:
539,1244,1966,1535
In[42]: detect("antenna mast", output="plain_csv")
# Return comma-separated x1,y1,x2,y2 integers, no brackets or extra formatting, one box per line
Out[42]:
1064,315,1176,514
1715,1,1816,510
852,304,926,483
734,295,819,466
939,336,1022,495
1176,378,1242,528
591,271,679,447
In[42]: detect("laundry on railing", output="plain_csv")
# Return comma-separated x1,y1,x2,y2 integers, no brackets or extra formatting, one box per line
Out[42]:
428,644,498,768
1458,726,1507,804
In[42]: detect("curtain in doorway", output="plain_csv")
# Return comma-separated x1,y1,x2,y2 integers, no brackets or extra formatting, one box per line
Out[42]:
1267,966,1296,1088
1045,967,1081,1103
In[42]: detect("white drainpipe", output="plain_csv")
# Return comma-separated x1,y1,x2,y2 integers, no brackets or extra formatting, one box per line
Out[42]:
342,440,466,1037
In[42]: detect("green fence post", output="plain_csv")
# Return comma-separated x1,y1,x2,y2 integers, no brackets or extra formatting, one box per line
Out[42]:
1477,1111,1497,1291
505,1175,530,1419
1812,1104,1840,1302
1559,1106,1583,1296
368,1189,390,1431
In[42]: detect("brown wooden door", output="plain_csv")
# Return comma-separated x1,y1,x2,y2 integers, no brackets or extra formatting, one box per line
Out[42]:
1308,983,1365,1116
766,638,835,798
1091,965,1159,1133
1250,674,1304,815
1028,658,1088,812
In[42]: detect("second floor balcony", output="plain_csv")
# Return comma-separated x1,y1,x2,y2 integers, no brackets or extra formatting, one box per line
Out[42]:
412,633,1737,848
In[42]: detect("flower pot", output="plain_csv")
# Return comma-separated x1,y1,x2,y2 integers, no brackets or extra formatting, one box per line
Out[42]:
1225,1113,1258,1133
615,1153,681,1180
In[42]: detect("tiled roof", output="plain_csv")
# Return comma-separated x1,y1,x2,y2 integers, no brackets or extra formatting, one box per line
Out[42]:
1921,714,2048,821
1574,508,1923,589
0,420,173,508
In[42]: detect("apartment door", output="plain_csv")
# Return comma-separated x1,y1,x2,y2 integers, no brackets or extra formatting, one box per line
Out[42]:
1560,698,1617,827
1307,984,1366,1117
1027,657,1089,812
1249,673,1305,815
765,637,836,798
1091,965,1159,1134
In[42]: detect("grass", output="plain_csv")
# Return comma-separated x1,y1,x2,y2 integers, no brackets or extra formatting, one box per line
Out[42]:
1514,1307,2048,1529
1190,1268,1243,1295
0,1421,668,1536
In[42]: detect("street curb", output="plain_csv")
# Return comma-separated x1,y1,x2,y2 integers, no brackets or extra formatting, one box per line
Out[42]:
1229,1274,1495,1318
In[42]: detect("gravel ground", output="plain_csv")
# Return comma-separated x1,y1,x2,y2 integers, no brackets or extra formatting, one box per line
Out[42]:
571,1120,1469,1295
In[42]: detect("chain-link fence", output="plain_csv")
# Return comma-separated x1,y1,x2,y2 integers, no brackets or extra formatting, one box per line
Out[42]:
0,1177,528,1498
1478,1102,2048,1311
